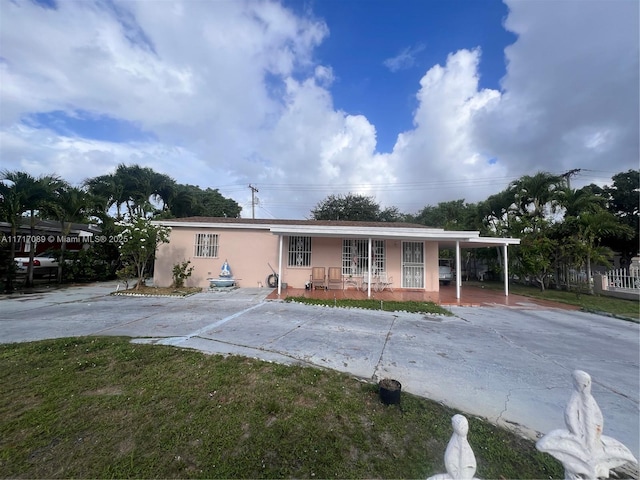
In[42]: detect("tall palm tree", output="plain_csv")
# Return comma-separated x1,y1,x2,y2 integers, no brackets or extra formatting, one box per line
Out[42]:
0,174,26,292
573,210,633,294
558,185,605,219
42,184,91,282
150,171,176,214
508,172,563,232
0,171,63,287
85,173,126,220
113,164,176,218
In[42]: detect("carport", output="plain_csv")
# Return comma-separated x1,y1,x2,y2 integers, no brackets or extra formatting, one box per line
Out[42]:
269,223,520,300
439,237,521,299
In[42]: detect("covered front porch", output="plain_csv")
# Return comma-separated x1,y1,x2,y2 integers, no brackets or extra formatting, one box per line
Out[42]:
266,283,578,309
270,223,521,302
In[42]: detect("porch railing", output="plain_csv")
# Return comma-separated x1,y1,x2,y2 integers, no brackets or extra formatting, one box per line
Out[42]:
605,268,640,292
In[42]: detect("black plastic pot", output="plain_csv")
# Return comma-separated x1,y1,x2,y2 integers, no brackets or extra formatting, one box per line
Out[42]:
378,378,401,405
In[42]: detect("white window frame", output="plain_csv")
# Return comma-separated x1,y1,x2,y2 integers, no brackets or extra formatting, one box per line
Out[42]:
194,233,219,258
288,236,311,267
342,239,385,275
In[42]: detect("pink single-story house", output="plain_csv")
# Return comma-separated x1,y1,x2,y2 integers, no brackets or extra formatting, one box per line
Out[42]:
152,217,520,299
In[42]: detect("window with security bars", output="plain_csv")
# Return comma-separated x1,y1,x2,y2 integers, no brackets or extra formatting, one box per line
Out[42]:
342,239,385,275
288,236,311,267
194,233,219,258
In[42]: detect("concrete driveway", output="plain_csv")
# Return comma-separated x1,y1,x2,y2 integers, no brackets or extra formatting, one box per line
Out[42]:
1,281,638,457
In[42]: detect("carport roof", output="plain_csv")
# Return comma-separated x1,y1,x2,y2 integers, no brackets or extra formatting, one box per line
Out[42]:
156,217,520,248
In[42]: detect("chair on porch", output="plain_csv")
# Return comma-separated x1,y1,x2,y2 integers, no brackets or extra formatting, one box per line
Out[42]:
376,272,394,292
327,267,343,290
311,267,327,290
360,270,374,292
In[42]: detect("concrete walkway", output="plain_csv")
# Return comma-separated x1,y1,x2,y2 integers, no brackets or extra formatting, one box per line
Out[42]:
1,281,638,457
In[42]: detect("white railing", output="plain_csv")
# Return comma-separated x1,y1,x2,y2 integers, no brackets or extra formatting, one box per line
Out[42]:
605,268,640,291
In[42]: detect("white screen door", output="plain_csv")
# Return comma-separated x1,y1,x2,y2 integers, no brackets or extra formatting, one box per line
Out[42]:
402,241,424,288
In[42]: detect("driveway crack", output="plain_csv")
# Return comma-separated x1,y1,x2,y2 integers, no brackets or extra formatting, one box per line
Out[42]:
372,314,398,381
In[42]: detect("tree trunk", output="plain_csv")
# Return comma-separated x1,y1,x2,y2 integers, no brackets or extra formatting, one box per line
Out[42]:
134,263,145,290
5,224,17,293
26,210,36,288
57,221,72,283
586,253,593,295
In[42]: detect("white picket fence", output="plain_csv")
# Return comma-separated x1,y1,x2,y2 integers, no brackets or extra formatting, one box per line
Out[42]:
605,268,640,292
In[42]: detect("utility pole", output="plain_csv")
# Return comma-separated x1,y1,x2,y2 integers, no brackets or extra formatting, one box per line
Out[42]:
561,169,582,190
248,184,259,219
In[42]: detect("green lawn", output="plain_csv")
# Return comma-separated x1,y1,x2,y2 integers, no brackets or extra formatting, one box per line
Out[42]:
285,296,452,315
0,337,562,479
474,281,639,321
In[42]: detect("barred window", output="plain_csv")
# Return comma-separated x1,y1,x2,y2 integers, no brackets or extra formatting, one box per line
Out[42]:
342,239,385,275
194,233,219,258
288,236,311,267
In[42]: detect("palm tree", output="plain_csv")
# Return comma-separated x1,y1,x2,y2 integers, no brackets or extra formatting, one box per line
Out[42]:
0,175,26,292
85,173,126,220
43,184,91,283
573,210,633,294
0,171,63,287
508,172,563,232
558,185,605,219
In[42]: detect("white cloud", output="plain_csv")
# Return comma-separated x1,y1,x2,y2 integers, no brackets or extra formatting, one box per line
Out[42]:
0,0,637,219
383,44,426,72
473,0,639,183
380,49,505,212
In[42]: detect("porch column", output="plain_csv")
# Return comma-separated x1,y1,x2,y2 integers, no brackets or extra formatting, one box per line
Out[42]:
367,237,372,298
455,240,461,299
503,243,509,296
277,235,283,295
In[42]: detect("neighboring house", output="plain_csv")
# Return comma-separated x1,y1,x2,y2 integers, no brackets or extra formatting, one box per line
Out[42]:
0,220,101,255
153,217,520,299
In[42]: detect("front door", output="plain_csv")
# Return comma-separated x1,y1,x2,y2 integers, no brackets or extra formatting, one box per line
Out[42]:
402,241,424,288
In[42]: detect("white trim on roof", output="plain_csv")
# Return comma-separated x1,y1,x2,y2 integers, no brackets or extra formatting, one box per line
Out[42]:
154,220,272,230
154,219,520,246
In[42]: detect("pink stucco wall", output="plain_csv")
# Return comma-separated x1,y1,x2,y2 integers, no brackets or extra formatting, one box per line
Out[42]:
153,226,441,294
154,227,280,288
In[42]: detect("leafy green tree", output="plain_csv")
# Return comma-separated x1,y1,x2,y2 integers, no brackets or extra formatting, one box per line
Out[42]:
601,170,639,265
411,199,478,230
311,193,394,221
115,216,171,289
513,234,557,291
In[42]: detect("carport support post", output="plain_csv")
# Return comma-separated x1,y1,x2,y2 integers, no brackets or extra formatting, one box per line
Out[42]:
503,243,509,296
277,235,283,295
367,238,372,298
455,241,461,299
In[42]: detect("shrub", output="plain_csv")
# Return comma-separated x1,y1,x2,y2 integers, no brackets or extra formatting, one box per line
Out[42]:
171,260,194,288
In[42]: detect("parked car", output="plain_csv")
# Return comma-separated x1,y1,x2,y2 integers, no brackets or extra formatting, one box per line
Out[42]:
439,258,453,285
14,251,70,276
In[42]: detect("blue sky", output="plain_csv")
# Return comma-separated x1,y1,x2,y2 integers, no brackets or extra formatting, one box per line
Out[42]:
303,0,516,152
0,0,638,219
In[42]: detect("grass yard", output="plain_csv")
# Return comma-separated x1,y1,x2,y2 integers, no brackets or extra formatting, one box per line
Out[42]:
0,337,562,479
472,281,639,321
113,286,202,297
285,297,452,316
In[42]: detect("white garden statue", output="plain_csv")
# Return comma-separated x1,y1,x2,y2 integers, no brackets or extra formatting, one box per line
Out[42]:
427,414,481,480
536,370,638,479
